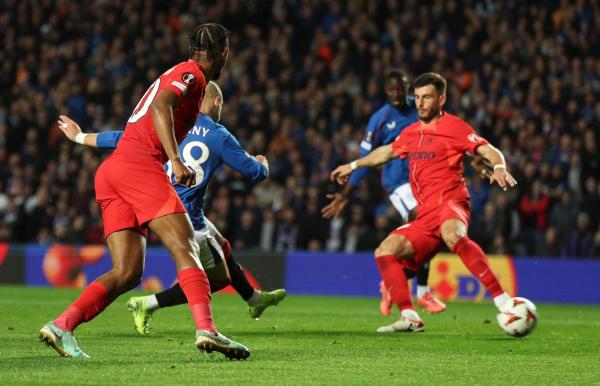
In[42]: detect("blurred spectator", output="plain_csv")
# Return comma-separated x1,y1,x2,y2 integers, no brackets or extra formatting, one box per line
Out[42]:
259,208,276,251
548,190,579,245
297,199,329,250
562,213,595,258
232,209,261,249
518,179,549,254
471,201,498,251
274,207,298,252
0,0,599,259
535,227,562,257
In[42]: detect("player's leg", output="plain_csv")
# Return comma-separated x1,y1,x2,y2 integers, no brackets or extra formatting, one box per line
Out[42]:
148,213,249,359
388,183,445,314
127,230,231,335
203,219,287,318
40,229,145,358
415,261,446,313
218,238,287,318
373,232,424,332
441,217,510,309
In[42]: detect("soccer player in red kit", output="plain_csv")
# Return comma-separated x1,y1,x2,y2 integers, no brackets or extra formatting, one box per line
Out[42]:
331,72,517,332
39,23,250,359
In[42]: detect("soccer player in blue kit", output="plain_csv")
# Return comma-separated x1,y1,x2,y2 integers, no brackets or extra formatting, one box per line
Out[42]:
58,81,286,334
322,70,446,315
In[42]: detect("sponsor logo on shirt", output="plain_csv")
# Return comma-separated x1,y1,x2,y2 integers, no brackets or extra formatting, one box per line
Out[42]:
408,151,436,160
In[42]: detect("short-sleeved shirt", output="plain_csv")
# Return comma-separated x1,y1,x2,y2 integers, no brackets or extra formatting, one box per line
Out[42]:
165,114,268,230
391,112,488,213
348,101,418,193
96,114,268,231
114,60,206,163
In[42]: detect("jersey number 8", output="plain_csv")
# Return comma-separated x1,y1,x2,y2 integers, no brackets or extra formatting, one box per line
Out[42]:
165,140,210,188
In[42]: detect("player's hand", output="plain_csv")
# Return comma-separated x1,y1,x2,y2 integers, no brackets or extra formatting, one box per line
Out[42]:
171,159,196,187
330,164,353,185
57,115,82,142
470,155,493,179
489,167,518,191
321,193,348,219
255,155,269,173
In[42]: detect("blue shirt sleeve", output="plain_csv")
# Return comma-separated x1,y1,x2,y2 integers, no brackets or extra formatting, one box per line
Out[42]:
221,133,268,182
348,110,385,187
96,131,124,149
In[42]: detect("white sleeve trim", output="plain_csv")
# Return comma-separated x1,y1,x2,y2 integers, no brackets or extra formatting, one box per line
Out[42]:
171,81,187,94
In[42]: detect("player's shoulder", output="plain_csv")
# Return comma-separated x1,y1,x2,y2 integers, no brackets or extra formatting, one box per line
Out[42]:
367,103,394,129
370,103,391,120
170,60,201,74
403,119,421,132
442,112,470,127
162,60,205,84
393,120,419,143
202,115,234,138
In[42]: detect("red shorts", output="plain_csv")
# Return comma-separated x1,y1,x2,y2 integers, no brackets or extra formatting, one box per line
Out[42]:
390,199,471,270
95,154,186,238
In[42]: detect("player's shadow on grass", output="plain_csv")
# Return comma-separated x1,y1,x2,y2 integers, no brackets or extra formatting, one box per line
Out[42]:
468,335,527,341
226,330,399,338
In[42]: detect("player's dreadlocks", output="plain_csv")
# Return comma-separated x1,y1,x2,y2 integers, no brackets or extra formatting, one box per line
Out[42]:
189,23,230,60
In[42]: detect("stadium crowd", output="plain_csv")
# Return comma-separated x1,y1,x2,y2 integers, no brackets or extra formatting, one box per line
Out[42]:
1,0,599,257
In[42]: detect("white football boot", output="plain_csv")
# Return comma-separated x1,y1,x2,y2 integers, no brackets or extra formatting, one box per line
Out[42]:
376,317,425,333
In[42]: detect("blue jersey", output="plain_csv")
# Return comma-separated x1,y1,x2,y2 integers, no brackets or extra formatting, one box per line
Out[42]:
348,101,418,193
96,113,268,230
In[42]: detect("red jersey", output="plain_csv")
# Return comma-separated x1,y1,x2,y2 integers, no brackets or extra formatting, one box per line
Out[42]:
114,60,206,163
391,112,488,211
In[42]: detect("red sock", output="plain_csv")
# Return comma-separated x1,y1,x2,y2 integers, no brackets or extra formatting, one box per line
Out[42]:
178,268,216,332
453,237,504,297
375,255,414,311
54,281,111,331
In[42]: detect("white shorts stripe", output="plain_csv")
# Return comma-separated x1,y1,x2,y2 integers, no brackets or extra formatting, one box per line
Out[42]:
194,219,224,269
389,183,417,222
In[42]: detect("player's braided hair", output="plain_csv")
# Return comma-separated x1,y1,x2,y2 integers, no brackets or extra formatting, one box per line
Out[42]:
189,23,230,60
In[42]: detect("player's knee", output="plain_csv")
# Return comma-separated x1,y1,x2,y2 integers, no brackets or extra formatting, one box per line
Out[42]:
113,265,143,291
169,239,198,263
375,236,412,259
442,229,467,250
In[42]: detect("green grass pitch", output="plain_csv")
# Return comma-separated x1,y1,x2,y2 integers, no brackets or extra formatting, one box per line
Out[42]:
0,286,599,385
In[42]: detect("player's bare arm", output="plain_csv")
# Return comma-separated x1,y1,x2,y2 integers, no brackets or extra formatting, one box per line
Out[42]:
476,144,518,191
150,88,196,187
330,144,395,185
58,115,99,147
321,184,355,219
466,152,493,179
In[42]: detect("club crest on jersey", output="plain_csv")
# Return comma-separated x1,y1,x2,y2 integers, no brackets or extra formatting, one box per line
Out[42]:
468,133,484,143
182,73,196,85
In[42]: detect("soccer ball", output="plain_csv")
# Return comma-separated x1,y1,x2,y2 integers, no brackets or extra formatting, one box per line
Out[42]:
496,297,538,337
